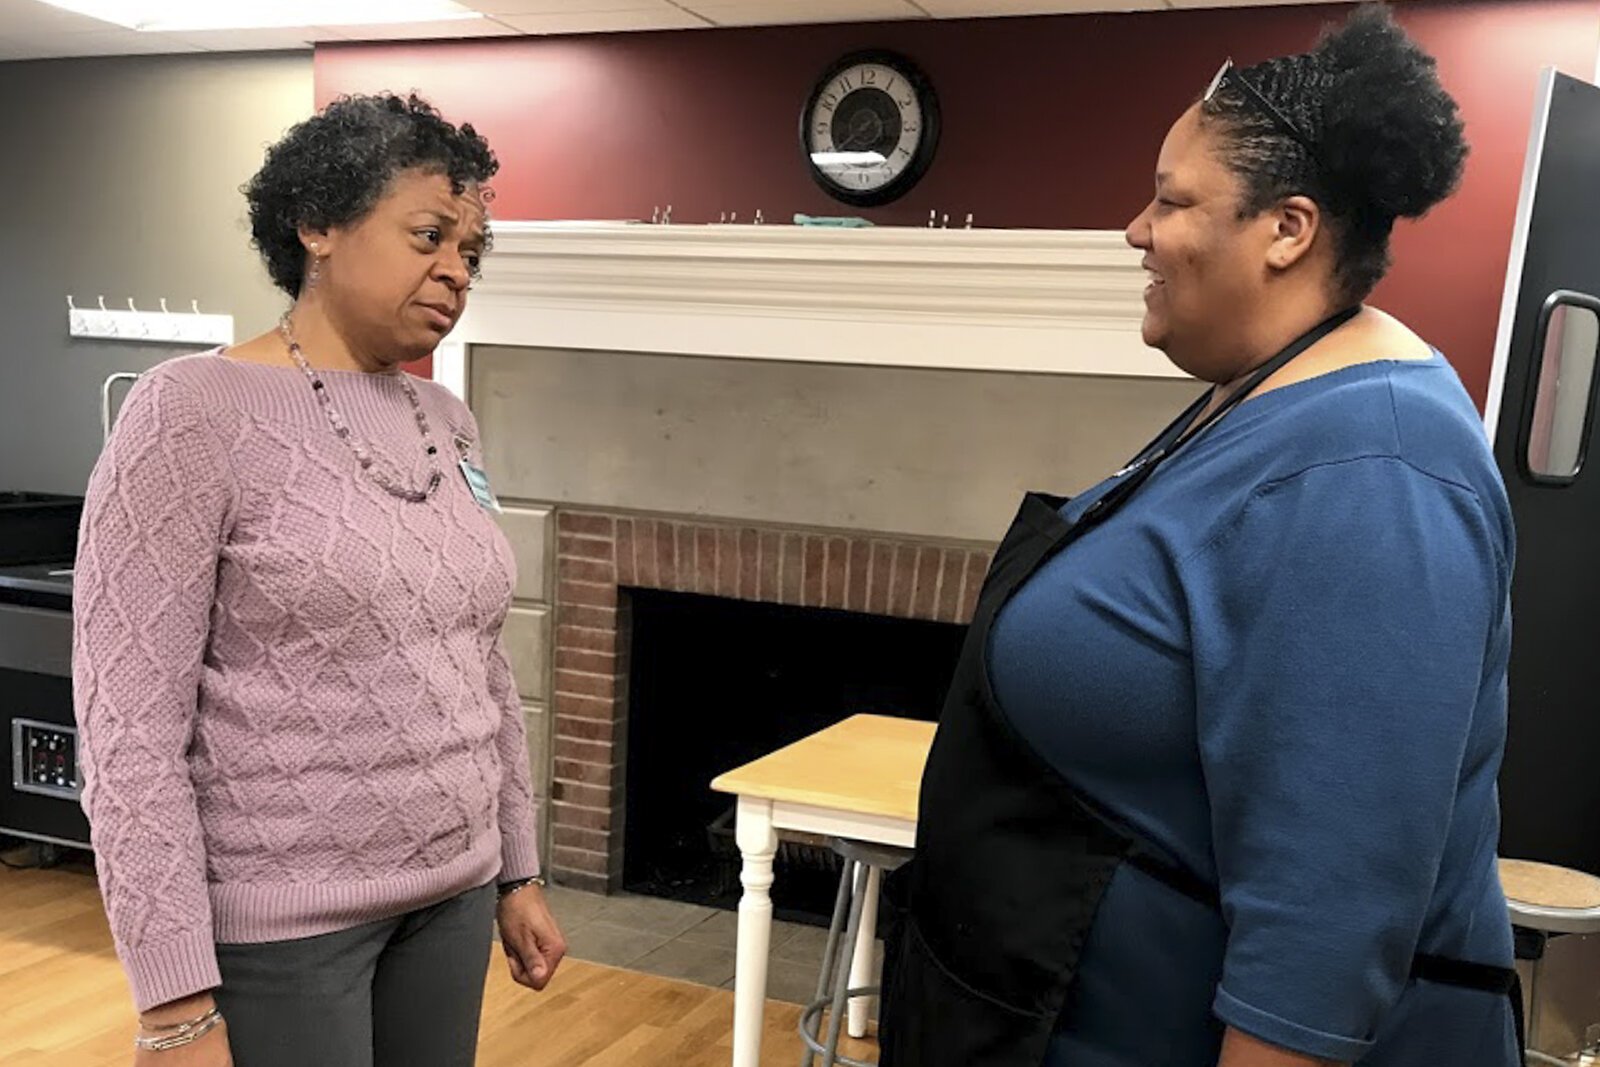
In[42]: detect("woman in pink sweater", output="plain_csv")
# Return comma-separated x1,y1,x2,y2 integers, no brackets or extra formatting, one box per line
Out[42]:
72,92,564,1067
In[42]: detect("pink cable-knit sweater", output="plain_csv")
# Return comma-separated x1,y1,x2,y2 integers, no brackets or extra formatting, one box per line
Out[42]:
72,351,540,1013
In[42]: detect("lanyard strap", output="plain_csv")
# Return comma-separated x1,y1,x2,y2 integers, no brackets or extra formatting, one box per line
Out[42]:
1075,306,1361,533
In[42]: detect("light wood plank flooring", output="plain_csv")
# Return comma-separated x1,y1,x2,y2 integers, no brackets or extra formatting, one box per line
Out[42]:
0,862,877,1066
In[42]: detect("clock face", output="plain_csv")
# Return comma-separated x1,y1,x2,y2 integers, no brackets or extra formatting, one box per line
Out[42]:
800,51,940,208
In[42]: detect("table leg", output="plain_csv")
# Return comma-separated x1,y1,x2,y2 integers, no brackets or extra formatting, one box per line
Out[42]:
846,863,881,1039
732,795,777,1067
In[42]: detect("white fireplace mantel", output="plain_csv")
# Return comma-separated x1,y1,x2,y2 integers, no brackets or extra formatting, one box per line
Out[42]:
434,221,1182,397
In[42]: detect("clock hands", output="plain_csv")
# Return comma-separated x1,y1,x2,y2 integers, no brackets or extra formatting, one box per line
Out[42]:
836,109,885,153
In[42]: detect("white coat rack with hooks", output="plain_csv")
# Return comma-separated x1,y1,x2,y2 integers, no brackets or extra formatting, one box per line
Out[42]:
66,295,234,345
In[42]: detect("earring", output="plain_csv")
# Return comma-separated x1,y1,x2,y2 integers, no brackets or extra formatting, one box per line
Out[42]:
306,252,322,291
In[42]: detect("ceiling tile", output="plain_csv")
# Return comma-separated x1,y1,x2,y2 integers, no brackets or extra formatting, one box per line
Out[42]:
1165,0,1343,6
0,38,57,60
117,36,209,55
0,26,137,48
0,2,126,35
494,9,710,32
684,0,924,28
0,0,1382,56
465,0,672,12
916,0,1162,13
0,29,205,58
164,27,327,51
317,17,523,41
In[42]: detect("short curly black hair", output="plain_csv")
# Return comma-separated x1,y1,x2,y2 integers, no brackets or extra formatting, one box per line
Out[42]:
1200,4,1468,303
243,92,499,297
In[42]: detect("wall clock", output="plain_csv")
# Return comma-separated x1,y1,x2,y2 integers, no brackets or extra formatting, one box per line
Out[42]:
799,50,941,208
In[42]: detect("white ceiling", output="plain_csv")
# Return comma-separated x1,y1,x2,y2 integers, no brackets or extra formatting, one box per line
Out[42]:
0,0,1355,61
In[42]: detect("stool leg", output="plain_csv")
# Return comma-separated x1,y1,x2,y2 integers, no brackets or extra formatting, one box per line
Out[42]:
1526,957,1540,1060
846,865,881,1039
802,859,858,1067
822,863,871,1067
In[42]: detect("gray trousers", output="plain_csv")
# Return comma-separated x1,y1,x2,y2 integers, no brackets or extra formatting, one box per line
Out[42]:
214,882,497,1067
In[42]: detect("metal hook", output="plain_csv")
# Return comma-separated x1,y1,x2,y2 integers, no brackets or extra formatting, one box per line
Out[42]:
97,296,108,312
159,298,170,314
127,298,139,313
66,295,76,311
191,300,202,315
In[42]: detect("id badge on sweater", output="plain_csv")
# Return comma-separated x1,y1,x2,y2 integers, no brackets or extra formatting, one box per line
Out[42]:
452,434,501,513
459,459,502,513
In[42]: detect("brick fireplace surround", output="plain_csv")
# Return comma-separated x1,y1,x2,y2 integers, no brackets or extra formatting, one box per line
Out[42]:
547,508,993,892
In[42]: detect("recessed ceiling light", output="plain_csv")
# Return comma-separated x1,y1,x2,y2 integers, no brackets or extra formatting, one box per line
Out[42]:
39,1,483,32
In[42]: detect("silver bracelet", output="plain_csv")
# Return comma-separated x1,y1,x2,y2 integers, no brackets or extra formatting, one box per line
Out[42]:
134,1007,224,1051
497,873,547,903
140,1004,218,1033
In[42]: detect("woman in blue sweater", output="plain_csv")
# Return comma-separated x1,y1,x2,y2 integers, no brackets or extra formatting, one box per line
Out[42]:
881,7,1519,1067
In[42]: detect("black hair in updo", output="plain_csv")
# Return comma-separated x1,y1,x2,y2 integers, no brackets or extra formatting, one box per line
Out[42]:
1200,3,1468,302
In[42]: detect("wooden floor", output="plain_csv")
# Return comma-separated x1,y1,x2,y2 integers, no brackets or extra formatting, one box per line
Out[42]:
0,861,877,1067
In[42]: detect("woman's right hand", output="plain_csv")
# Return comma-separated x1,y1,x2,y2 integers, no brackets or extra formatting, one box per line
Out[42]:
133,993,233,1067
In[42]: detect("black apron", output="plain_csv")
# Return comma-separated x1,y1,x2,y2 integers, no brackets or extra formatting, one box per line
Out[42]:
879,309,1524,1066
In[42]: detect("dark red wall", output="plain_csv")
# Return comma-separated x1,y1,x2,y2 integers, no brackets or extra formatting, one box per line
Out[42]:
318,2,1599,404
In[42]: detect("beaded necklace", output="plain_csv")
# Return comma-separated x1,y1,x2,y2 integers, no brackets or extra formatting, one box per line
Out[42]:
278,315,443,503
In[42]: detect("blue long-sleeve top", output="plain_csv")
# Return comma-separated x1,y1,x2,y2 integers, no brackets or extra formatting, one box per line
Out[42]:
988,353,1519,1066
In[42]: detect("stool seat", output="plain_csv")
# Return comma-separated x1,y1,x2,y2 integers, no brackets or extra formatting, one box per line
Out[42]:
1500,858,1600,935
832,838,912,873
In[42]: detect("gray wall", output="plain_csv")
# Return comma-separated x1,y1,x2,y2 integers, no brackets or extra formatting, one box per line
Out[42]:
472,346,1200,544
0,52,312,494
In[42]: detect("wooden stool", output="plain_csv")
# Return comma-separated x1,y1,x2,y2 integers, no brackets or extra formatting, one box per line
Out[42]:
1500,858,1600,1065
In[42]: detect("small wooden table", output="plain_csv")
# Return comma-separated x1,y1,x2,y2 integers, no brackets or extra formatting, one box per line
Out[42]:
711,714,935,1067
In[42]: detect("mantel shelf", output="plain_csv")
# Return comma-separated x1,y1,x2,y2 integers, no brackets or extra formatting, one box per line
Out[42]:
437,221,1182,393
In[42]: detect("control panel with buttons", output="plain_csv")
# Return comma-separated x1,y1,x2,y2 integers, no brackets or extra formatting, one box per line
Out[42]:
12,719,80,800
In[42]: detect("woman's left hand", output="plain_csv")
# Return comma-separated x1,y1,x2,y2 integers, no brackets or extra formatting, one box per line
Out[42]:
496,885,567,991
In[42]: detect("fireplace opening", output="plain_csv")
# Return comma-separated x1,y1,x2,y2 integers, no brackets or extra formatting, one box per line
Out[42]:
623,588,965,923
